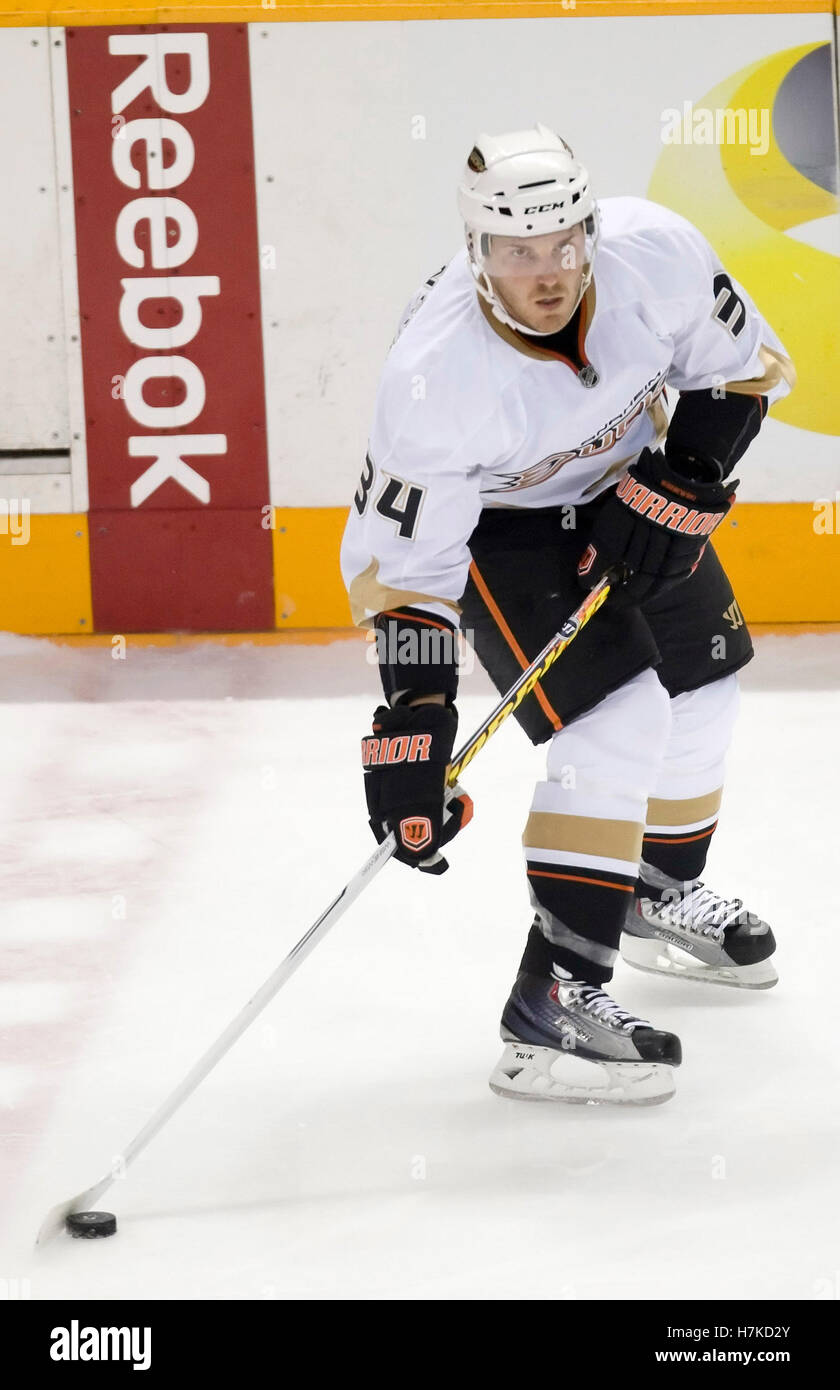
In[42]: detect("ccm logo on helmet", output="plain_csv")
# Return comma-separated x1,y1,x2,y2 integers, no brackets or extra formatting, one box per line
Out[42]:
361,733,433,767
524,202,567,214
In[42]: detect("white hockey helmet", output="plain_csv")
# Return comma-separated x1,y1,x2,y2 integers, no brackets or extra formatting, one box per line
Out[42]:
457,123,599,335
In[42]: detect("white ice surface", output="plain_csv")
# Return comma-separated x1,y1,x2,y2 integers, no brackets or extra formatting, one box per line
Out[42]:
0,631,838,1301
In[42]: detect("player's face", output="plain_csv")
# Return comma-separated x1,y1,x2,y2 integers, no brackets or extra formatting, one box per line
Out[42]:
485,226,587,332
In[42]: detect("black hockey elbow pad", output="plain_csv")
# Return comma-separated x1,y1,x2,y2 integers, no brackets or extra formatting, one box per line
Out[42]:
371,606,460,707
665,389,767,484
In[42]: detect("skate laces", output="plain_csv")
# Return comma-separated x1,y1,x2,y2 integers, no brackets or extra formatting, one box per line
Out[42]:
567,983,652,1034
658,883,744,938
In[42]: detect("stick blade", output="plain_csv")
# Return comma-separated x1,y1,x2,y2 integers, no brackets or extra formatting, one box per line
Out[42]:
36,1176,112,1246
36,1195,81,1246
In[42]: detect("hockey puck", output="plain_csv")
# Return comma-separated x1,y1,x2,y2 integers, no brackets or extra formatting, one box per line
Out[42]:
66,1210,117,1239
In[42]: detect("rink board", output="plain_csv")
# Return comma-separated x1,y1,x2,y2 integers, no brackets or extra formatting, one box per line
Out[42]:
0,1,837,630
2,501,836,630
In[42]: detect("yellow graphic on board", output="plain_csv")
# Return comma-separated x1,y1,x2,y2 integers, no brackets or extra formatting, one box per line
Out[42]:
649,42,839,436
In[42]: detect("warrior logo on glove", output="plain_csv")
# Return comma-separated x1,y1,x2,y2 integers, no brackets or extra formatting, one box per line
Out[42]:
577,446,736,607
362,702,473,874
400,816,433,851
361,732,432,766
614,471,728,535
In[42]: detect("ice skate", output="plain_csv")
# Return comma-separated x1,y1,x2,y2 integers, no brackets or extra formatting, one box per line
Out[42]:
489,961,681,1106
620,860,778,989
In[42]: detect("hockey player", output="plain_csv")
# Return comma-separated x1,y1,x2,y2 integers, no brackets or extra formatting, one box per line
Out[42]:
341,125,795,1106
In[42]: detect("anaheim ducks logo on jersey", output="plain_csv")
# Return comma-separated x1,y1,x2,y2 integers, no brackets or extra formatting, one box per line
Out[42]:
488,370,668,494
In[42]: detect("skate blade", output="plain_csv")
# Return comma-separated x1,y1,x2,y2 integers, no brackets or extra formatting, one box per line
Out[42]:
488,1042,676,1107
620,935,778,990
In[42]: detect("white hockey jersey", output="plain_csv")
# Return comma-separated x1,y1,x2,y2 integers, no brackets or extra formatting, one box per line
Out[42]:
341,196,794,628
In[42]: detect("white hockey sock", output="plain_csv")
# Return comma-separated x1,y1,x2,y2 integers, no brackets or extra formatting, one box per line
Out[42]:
642,672,740,884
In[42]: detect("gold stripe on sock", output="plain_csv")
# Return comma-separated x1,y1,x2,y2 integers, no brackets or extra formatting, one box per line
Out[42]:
523,811,644,863
646,789,723,828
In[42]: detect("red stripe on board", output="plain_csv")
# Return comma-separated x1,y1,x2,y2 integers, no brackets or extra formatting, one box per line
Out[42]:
66,25,273,630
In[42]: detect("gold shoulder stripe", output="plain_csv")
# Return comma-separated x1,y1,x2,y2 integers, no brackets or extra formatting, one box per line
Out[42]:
347,557,461,629
724,344,797,396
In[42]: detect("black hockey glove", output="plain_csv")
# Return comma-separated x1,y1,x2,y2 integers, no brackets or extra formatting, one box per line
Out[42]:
577,447,736,607
362,702,473,875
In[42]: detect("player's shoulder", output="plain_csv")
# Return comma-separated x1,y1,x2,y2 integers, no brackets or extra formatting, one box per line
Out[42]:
388,253,470,350
388,249,477,356
597,196,717,294
377,249,501,422
598,196,712,253
599,195,703,239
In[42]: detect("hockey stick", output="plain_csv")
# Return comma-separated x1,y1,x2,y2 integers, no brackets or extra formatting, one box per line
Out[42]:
35,572,613,1244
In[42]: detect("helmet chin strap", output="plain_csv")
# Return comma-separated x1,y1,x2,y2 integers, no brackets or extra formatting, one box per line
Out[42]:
480,265,593,337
